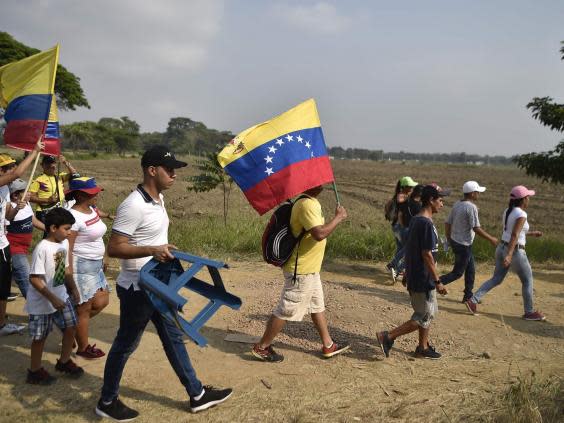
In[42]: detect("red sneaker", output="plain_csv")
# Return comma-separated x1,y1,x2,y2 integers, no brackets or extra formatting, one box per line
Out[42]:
26,367,56,385
322,342,350,359
523,311,546,321
55,358,84,378
76,344,106,359
252,344,284,363
465,299,478,315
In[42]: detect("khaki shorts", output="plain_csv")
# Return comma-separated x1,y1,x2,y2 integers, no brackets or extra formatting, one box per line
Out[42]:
409,290,438,329
273,272,325,321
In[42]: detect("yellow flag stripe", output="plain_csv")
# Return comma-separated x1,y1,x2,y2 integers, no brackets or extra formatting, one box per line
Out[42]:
0,45,59,107
217,98,321,167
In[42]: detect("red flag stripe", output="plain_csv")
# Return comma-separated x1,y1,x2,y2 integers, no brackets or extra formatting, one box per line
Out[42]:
244,156,334,215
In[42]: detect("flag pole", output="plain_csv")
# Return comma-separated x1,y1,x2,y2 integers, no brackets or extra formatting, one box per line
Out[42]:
332,181,341,205
22,136,44,201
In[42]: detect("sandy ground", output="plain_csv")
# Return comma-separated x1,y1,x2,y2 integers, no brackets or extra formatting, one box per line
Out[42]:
0,259,562,422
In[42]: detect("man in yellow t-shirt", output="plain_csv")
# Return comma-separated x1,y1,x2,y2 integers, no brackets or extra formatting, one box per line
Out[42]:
29,155,79,232
252,185,349,362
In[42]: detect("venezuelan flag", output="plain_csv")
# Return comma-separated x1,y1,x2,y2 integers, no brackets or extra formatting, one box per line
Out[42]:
0,45,61,155
218,99,334,215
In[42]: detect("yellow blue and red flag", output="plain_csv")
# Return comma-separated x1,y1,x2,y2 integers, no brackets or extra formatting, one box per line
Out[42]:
0,45,61,156
218,99,334,215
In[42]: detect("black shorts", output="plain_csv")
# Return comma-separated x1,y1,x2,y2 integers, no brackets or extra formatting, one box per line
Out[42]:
0,246,12,300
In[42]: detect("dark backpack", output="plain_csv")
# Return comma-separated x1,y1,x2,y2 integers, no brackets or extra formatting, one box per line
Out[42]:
262,195,308,267
384,197,398,222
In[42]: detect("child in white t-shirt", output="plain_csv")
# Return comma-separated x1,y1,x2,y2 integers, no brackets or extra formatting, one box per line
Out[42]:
26,208,85,385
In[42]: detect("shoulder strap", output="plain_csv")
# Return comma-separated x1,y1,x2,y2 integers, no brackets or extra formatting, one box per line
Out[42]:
291,194,310,283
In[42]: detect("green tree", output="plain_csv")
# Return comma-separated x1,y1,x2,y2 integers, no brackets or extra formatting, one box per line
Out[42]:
61,121,96,151
187,150,233,226
98,116,140,156
515,41,564,184
0,31,89,111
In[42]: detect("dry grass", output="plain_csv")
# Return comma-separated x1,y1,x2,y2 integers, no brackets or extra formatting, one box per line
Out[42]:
465,371,563,423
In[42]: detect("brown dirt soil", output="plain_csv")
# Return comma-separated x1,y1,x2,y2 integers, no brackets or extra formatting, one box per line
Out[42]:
1,259,562,422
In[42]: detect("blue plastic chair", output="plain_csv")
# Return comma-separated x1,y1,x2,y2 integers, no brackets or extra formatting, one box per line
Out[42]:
139,251,242,346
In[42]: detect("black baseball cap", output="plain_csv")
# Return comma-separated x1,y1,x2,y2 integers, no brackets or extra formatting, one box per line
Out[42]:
41,155,57,164
421,184,450,203
141,145,187,169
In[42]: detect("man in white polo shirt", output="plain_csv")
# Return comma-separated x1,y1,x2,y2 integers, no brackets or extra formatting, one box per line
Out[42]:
96,146,232,422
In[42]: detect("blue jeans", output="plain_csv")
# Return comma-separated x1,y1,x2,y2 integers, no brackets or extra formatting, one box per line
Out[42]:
471,244,534,314
101,285,203,402
390,223,409,272
439,240,475,299
11,253,30,298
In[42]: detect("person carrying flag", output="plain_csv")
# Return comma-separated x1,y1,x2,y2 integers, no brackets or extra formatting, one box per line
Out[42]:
29,154,79,232
252,185,350,362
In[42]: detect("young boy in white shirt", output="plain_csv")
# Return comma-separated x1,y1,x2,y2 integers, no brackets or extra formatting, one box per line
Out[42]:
26,207,84,385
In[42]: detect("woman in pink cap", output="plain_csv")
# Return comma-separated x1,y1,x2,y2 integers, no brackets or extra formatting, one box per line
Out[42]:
67,177,111,358
465,185,545,320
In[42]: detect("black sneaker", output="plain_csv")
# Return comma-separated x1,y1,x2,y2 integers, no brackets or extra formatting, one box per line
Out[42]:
414,345,441,360
7,292,19,302
26,368,56,385
190,386,233,413
95,397,139,421
376,331,394,358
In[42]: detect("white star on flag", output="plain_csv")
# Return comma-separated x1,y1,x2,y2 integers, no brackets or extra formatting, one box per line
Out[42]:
264,155,273,163
285,134,294,142
265,167,274,175
305,141,311,149
275,138,284,146
296,135,303,143
268,146,277,154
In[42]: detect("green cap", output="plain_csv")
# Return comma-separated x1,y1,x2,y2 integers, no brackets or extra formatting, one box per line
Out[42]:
400,176,418,187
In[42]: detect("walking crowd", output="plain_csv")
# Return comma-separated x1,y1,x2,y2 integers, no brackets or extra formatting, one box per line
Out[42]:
0,142,548,421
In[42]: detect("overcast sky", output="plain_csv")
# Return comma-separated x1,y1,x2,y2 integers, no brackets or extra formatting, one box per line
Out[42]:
3,0,563,155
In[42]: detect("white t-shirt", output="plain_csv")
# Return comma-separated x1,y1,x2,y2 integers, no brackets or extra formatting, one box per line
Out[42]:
0,185,10,249
112,185,169,290
25,239,70,315
501,207,529,246
69,207,107,260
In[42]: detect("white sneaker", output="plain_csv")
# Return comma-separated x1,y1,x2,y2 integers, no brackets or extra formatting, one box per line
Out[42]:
0,323,26,336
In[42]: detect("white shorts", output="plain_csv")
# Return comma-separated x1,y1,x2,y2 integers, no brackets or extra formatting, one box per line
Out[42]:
273,272,325,321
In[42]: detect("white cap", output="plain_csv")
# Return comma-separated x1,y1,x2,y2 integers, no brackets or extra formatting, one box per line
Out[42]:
463,181,486,194
9,178,27,194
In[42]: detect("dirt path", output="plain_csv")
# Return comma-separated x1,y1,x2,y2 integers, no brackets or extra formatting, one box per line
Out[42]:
1,260,562,422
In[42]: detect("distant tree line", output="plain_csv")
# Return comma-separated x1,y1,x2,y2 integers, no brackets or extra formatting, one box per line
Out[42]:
58,116,235,156
327,147,514,165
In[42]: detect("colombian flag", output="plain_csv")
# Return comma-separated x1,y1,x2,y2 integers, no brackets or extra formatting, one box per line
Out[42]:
0,45,61,156
218,99,334,215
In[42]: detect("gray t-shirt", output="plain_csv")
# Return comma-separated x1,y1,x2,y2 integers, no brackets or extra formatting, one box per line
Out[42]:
445,200,480,246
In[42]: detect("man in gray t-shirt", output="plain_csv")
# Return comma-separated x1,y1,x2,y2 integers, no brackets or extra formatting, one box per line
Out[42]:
439,181,498,302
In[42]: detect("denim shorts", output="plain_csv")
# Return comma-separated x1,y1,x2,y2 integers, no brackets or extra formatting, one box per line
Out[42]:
28,298,78,341
73,256,109,304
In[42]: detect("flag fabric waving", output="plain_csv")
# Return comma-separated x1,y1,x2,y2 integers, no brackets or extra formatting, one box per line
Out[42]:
218,99,334,215
0,45,61,156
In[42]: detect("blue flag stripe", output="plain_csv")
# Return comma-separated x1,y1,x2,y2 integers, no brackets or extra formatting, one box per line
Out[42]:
45,121,60,139
4,94,52,121
224,127,328,191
